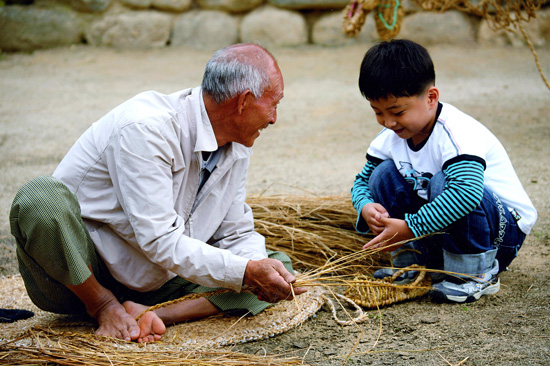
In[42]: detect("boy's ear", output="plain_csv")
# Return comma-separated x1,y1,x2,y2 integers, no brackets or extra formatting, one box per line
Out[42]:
426,86,439,108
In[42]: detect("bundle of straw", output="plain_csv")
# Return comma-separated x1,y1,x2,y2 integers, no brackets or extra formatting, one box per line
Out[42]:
248,195,434,308
0,327,306,366
247,194,385,273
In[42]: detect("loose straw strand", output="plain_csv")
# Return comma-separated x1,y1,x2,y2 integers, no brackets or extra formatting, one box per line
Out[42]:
518,21,550,90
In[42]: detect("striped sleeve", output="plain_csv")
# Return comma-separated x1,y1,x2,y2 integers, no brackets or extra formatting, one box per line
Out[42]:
351,156,381,233
405,158,485,237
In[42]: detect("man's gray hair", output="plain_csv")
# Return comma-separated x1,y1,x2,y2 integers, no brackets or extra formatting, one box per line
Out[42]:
202,45,272,104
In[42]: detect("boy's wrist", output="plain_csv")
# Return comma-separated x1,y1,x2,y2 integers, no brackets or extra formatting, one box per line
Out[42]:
404,214,421,238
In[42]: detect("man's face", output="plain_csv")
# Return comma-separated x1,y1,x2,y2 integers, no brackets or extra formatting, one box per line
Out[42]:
236,66,284,147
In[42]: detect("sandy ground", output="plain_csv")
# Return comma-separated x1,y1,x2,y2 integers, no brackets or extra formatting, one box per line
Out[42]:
0,43,549,365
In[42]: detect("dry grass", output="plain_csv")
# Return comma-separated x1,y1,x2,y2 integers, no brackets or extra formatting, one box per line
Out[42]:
0,195,435,366
0,327,306,365
248,194,385,273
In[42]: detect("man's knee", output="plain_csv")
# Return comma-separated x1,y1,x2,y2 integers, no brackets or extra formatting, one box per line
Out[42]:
10,176,81,245
267,250,294,273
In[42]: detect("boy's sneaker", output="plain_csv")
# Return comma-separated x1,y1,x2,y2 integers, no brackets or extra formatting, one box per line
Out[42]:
431,261,500,303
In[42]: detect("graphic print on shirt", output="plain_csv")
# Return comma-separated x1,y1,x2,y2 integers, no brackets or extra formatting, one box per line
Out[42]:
399,161,433,193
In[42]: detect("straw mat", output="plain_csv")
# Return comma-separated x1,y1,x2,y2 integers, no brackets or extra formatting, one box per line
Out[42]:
0,275,326,347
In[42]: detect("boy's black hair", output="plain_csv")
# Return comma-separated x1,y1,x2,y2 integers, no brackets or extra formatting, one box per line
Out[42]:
358,39,435,101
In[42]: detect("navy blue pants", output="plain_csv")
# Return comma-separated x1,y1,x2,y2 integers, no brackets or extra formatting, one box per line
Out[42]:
369,160,525,275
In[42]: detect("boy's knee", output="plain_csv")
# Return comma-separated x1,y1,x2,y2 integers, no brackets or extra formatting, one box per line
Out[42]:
369,160,396,187
427,171,446,200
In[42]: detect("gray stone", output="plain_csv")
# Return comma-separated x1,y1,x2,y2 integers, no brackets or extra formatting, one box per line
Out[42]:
0,5,83,51
68,0,111,13
400,10,476,45
400,0,423,13
85,11,172,48
241,5,308,47
171,10,239,50
118,0,192,11
152,0,192,12
268,0,348,10
507,12,548,47
119,0,150,9
478,20,510,46
312,10,377,46
197,0,263,13
538,8,550,43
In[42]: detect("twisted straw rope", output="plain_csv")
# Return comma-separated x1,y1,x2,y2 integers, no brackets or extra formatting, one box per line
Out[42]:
343,0,549,90
344,265,432,309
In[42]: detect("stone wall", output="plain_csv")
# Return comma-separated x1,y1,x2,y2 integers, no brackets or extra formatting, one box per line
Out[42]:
1,0,549,51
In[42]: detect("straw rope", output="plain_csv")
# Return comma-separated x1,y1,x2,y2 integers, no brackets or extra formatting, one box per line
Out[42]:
375,0,405,40
344,264,432,308
412,0,549,91
342,0,550,90
343,0,404,39
343,0,379,36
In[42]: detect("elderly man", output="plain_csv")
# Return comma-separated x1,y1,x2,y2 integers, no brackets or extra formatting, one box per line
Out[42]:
10,44,306,343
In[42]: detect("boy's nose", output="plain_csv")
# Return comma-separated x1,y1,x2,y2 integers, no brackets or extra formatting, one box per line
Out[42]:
384,119,397,128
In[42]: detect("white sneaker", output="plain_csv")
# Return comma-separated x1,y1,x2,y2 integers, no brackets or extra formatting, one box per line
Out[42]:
431,261,500,303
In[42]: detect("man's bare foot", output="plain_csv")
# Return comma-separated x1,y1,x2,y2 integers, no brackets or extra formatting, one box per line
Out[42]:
94,300,141,342
66,275,142,342
123,301,166,343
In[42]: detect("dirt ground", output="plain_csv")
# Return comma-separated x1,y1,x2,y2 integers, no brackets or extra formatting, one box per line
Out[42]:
1,43,549,365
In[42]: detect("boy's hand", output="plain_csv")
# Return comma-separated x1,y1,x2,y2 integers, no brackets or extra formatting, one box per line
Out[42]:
361,203,390,235
363,217,414,251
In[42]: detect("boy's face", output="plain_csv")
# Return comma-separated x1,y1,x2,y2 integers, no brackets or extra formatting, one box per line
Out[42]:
369,86,439,146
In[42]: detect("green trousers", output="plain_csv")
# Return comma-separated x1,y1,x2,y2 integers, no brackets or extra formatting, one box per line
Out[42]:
10,176,293,316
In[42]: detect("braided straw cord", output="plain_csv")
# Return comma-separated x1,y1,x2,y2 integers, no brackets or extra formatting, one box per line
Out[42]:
412,0,549,91
374,0,404,40
324,293,371,326
344,265,432,309
135,287,253,321
518,21,550,90
343,0,379,36
342,0,549,90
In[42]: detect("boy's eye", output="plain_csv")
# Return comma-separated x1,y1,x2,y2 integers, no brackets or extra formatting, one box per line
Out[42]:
394,111,404,116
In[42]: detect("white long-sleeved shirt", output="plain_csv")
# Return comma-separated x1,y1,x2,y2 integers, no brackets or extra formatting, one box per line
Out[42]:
53,87,267,292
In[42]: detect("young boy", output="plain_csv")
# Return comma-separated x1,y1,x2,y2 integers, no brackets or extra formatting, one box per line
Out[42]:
351,39,537,303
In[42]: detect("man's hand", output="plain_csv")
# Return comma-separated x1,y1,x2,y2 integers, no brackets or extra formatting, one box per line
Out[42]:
243,258,307,303
361,203,390,235
363,216,414,251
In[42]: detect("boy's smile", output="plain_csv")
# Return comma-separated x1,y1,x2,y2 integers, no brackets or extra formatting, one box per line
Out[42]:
370,86,439,147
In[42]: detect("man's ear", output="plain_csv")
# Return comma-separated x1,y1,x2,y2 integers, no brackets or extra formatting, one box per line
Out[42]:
237,90,253,114
426,86,439,109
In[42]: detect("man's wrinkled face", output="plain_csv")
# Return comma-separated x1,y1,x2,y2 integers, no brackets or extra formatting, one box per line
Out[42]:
236,66,284,148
